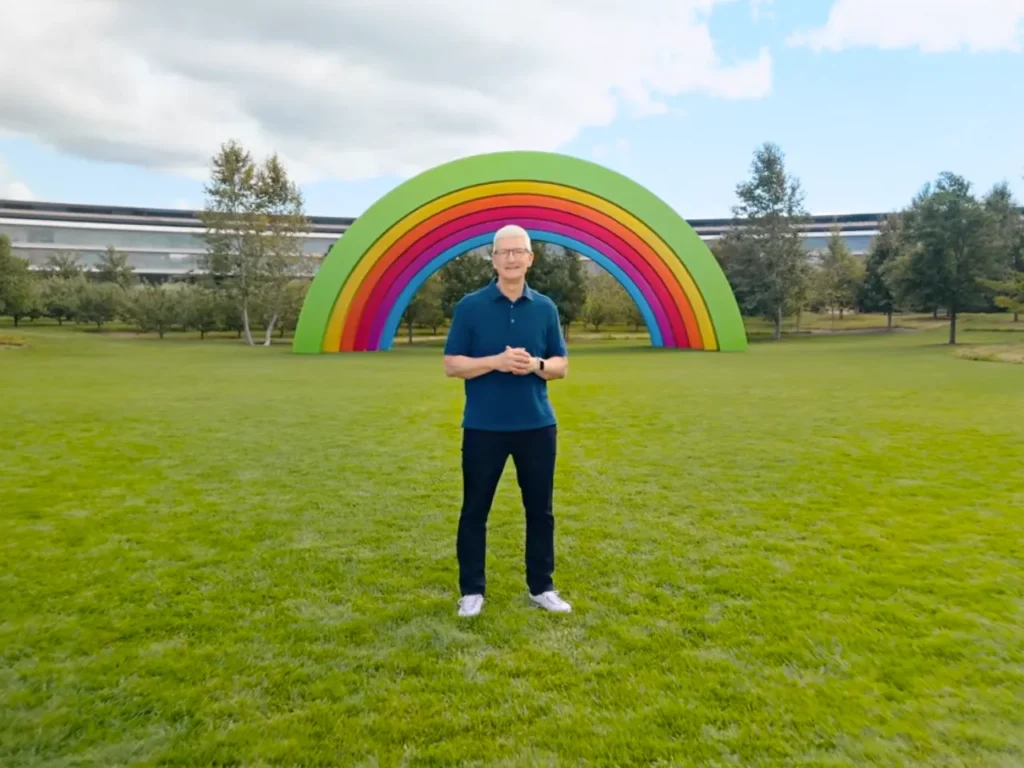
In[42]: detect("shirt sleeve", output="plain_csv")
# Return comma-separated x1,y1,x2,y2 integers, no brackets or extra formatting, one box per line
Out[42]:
443,299,472,356
546,302,567,358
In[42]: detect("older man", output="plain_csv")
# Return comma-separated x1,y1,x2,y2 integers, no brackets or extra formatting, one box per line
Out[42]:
442,224,571,617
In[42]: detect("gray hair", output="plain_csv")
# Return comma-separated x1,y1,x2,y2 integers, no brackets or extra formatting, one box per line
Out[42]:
492,224,531,250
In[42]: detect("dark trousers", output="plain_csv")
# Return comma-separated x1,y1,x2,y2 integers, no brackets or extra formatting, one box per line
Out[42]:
458,425,557,597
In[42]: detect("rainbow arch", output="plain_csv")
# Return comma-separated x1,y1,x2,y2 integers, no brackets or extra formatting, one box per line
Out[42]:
292,151,747,353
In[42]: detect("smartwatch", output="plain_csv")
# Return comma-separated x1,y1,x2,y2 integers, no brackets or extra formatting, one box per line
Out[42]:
538,358,545,371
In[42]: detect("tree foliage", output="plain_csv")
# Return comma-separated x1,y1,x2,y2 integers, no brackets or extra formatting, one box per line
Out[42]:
858,212,907,328
438,251,492,319
402,273,446,341
581,271,630,331
718,142,810,339
0,235,38,325
95,247,136,289
813,228,863,322
199,140,309,346
528,243,587,336
888,172,1001,344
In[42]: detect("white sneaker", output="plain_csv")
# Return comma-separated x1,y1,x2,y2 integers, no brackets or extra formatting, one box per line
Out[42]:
458,594,484,617
529,591,572,613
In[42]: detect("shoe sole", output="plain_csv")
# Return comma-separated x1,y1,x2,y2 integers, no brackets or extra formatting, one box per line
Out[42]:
529,600,571,613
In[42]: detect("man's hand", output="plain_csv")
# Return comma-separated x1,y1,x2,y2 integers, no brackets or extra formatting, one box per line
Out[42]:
492,346,529,373
504,346,534,375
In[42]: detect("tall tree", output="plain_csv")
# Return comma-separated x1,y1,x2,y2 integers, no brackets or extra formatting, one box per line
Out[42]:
899,172,1001,344
983,272,1024,322
95,246,136,288
815,227,864,324
439,251,492,318
983,182,1024,321
581,271,628,331
724,142,810,339
45,251,82,279
401,272,446,342
0,235,38,326
859,212,906,329
199,141,308,346
528,243,587,337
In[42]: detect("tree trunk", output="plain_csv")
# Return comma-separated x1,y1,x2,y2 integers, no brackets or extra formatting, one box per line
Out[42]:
1015,311,1019,322
57,317,63,326
242,298,255,346
263,312,279,346
949,309,957,345
201,329,206,340
887,309,893,330
774,306,782,340
13,316,19,328
407,319,413,344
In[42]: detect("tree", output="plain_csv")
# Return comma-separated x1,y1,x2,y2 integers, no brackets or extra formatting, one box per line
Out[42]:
439,251,492,318
0,235,38,326
199,141,309,347
859,212,907,329
899,172,1001,344
528,243,587,337
983,272,1024,321
95,246,136,288
180,284,222,339
723,142,810,339
125,284,181,338
624,300,646,332
983,182,1024,321
814,227,864,324
581,271,628,331
45,252,82,279
75,282,123,329
402,273,446,342
39,275,84,326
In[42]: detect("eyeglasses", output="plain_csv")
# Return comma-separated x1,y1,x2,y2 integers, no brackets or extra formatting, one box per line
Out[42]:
493,248,531,258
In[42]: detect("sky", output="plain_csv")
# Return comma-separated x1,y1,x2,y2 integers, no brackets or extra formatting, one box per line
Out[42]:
1,0,1022,220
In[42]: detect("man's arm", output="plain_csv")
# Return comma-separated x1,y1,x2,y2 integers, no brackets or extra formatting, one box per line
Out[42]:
530,354,567,380
444,353,500,380
532,302,568,380
443,300,516,379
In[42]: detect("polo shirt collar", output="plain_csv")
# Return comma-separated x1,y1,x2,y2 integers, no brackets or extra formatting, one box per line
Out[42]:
487,278,535,302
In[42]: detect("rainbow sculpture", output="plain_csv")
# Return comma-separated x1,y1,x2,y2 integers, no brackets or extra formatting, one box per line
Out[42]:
292,151,747,353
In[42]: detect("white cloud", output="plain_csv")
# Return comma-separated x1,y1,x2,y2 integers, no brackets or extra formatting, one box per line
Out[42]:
788,0,1024,53
0,0,771,184
0,157,34,200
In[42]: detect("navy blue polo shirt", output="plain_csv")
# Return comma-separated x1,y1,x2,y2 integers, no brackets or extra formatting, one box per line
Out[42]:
444,279,567,431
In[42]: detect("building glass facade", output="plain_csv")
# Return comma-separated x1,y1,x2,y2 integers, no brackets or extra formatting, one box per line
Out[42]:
2,199,881,279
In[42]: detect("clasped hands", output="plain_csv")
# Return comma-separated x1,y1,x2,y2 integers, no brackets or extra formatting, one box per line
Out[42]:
497,345,539,376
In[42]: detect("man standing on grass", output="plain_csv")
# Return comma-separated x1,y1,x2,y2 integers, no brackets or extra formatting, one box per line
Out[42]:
442,224,572,618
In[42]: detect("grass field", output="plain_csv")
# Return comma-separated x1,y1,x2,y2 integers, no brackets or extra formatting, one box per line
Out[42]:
2,321,1023,766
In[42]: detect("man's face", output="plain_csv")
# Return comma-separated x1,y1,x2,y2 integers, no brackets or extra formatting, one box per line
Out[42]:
492,234,534,281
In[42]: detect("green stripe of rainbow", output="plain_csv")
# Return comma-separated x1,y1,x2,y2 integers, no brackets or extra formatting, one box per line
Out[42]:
292,151,747,353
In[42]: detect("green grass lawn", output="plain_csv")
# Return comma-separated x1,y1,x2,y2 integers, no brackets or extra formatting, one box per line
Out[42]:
2,324,1023,766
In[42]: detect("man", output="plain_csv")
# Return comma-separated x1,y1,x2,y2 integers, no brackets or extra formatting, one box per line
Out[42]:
443,224,571,617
